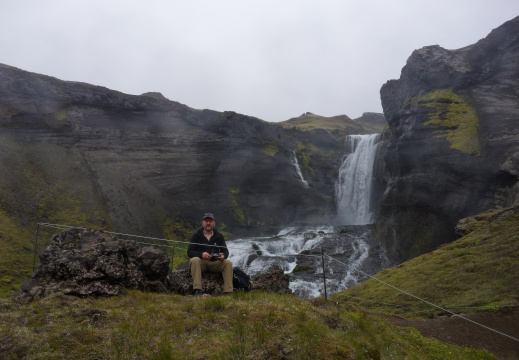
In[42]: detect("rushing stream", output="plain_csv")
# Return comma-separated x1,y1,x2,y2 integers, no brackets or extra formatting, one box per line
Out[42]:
227,133,387,299
227,225,391,298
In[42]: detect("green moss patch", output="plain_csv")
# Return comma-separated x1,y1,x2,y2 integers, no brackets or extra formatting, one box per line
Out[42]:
162,218,197,269
419,89,481,156
0,137,113,297
262,141,279,157
227,188,247,226
333,208,519,318
292,265,312,272
0,211,34,297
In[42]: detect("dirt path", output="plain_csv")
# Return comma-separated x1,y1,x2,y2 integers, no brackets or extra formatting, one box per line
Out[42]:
385,309,519,359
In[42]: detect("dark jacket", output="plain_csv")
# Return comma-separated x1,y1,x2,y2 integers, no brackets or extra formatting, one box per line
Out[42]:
187,228,229,259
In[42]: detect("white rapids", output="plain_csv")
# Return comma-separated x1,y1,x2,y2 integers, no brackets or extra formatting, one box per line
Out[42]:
226,226,386,299
225,133,388,299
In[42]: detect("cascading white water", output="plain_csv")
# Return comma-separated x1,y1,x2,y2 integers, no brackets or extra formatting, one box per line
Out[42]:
228,226,333,276
225,135,389,299
335,134,380,225
290,151,309,188
226,226,385,299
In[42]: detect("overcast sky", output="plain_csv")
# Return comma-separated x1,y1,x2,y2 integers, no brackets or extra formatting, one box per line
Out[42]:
1,1,518,122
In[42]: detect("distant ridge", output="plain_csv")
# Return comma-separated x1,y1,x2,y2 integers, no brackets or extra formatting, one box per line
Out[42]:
279,111,386,139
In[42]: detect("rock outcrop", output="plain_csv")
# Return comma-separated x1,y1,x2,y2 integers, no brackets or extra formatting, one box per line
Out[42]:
377,15,519,261
11,228,291,303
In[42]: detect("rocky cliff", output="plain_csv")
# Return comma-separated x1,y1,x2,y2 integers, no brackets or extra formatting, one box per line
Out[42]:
0,63,380,244
377,15,519,261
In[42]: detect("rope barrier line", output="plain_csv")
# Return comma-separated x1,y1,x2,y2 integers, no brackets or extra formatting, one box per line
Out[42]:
337,294,410,309
401,305,519,317
36,222,519,342
327,255,519,343
36,222,329,254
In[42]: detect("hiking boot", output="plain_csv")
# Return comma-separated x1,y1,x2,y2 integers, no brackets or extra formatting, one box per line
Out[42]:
193,289,203,296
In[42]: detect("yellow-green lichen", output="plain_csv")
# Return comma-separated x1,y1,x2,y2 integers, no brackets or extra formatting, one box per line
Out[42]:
419,89,481,156
262,141,279,157
228,188,246,225
296,151,315,176
54,109,68,122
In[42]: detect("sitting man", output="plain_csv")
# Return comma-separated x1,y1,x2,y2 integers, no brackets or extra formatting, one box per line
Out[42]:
187,213,233,295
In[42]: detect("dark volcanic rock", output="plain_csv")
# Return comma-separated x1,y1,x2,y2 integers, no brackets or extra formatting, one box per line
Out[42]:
377,16,519,261
12,228,171,303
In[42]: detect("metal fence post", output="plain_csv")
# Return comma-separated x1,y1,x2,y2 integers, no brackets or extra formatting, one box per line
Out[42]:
321,248,327,301
32,223,41,272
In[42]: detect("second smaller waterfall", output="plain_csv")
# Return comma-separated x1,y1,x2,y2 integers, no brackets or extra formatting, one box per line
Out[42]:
335,134,380,225
290,151,309,188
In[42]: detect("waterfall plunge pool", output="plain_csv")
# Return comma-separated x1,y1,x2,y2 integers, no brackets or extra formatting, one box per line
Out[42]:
227,225,392,299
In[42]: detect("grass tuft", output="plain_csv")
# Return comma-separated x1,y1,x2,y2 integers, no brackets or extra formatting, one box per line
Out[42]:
0,290,496,359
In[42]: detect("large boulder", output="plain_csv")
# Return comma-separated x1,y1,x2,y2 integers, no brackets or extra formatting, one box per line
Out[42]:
12,228,170,303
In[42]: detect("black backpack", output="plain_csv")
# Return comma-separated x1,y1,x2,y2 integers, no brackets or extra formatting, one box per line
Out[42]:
232,267,252,291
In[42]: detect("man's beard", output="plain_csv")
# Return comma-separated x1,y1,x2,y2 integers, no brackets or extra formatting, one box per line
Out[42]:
204,225,213,232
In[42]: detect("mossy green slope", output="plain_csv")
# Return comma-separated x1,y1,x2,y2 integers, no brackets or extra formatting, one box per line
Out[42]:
280,112,378,140
419,89,481,156
280,112,387,134
0,136,113,297
0,211,34,297
333,207,519,317
0,291,494,359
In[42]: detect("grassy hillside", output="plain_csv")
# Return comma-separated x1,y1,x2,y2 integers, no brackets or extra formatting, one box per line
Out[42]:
333,207,519,318
0,136,113,297
280,112,386,138
280,112,364,140
0,290,494,359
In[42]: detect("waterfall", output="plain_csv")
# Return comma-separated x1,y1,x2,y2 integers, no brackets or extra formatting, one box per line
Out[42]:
290,151,309,188
335,134,380,225
226,225,391,299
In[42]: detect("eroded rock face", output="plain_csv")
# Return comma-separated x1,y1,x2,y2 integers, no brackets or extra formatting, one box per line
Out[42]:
11,228,291,303
12,228,171,303
0,64,361,237
377,16,519,261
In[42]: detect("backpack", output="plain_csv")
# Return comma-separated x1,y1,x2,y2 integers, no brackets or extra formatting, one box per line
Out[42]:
232,267,252,291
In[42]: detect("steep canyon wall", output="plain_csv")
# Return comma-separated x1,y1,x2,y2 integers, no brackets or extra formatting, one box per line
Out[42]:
0,64,382,240
376,15,519,261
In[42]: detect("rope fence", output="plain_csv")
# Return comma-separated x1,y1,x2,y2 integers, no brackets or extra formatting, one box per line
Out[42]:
32,222,519,343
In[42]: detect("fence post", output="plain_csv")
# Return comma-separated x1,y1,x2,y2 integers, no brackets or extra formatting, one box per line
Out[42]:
321,248,327,301
32,223,41,272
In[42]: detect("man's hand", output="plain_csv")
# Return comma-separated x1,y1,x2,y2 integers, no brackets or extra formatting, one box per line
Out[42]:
202,252,212,260
217,253,224,261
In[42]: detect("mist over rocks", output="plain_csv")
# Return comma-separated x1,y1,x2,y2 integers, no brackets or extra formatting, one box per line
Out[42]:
376,15,519,261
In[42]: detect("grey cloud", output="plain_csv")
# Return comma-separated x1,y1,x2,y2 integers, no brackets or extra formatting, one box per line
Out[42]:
1,0,518,122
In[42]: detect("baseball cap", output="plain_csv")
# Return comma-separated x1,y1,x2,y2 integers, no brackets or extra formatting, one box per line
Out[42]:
202,213,215,220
